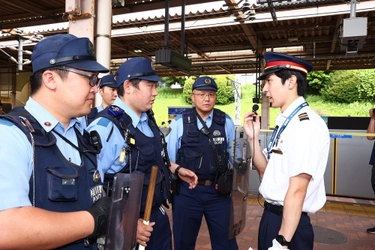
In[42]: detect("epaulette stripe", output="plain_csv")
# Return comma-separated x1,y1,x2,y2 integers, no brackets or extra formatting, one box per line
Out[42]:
298,112,309,121
97,117,111,127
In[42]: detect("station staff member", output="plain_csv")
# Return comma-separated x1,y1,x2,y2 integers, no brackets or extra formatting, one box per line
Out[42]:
166,76,238,250
0,34,111,249
243,52,330,250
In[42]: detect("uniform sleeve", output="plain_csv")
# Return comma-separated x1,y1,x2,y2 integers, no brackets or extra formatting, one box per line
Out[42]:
287,120,323,179
0,122,33,210
165,116,183,163
87,117,126,180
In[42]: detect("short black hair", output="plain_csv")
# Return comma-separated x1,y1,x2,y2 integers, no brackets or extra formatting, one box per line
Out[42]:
117,78,141,97
274,70,307,97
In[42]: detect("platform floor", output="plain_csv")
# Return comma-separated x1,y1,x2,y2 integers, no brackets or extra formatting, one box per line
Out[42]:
167,193,375,250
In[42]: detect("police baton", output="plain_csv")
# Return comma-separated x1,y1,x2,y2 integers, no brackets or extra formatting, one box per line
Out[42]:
138,165,158,250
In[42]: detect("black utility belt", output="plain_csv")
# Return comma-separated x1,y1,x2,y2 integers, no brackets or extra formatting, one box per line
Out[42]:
197,179,215,186
264,201,307,216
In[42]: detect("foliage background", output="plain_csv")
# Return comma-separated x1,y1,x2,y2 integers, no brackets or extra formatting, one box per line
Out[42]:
153,83,375,128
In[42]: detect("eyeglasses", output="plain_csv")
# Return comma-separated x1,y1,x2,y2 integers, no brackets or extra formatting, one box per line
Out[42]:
55,67,99,87
193,93,216,98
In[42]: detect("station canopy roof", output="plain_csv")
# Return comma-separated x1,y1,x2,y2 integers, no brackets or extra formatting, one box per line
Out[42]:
0,0,375,77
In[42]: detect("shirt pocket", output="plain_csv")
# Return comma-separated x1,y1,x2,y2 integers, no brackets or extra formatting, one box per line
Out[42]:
46,166,79,201
181,149,204,170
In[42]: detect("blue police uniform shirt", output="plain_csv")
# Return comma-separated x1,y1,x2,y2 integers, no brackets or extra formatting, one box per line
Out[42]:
97,104,104,113
0,97,84,211
166,109,235,163
87,96,154,180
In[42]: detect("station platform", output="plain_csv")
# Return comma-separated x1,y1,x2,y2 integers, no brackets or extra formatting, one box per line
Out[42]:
167,193,375,250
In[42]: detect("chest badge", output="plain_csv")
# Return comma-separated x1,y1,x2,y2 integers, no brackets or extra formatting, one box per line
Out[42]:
93,170,101,182
213,130,221,136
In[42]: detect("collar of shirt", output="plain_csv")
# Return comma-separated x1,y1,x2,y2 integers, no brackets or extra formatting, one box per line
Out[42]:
24,97,83,134
275,96,306,125
113,97,142,128
97,105,104,112
196,109,214,130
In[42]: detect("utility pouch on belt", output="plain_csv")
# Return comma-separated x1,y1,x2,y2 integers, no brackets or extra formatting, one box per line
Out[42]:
214,168,233,195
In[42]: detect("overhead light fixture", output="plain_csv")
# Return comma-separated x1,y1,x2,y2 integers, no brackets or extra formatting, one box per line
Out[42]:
134,49,142,53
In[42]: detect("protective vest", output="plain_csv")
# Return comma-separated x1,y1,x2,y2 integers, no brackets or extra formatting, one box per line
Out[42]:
86,107,98,125
96,105,171,212
177,108,229,180
1,107,103,250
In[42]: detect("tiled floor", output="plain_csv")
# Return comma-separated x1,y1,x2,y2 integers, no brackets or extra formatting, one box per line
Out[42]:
168,193,375,250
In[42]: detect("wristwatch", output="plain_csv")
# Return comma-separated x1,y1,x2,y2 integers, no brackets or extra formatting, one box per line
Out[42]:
175,165,182,177
276,235,291,247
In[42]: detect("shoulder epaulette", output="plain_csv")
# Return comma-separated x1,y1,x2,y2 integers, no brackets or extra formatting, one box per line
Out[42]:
1,107,55,146
298,112,309,121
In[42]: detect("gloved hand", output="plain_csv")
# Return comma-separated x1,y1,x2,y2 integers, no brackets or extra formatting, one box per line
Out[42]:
268,239,290,250
87,196,112,238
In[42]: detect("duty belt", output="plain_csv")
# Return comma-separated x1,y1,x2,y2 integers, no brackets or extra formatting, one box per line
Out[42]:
264,201,307,216
197,179,214,186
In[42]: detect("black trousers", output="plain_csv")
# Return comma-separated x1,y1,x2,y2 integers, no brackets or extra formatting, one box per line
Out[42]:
258,207,314,250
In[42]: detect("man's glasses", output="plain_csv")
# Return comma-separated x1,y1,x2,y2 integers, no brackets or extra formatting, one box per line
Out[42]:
193,93,216,99
55,67,99,87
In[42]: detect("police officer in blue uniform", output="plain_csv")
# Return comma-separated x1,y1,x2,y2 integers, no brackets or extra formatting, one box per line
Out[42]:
166,76,238,250
244,52,330,250
87,57,197,250
0,34,111,249
86,74,119,125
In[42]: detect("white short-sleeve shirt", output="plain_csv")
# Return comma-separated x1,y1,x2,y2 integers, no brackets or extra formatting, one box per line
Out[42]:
259,97,330,213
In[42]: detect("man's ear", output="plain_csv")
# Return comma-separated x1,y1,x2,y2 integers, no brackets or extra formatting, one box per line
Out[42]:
288,75,297,89
122,80,132,93
42,70,58,90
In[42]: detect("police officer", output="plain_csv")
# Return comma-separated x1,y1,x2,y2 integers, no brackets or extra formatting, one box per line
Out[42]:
166,76,238,250
243,52,330,250
87,57,197,250
0,34,111,249
86,74,119,125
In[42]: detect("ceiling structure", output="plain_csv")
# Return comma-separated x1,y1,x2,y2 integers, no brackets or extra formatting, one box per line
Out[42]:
0,0,375,77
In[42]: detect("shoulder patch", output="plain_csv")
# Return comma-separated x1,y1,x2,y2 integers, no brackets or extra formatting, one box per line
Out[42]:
97,117,112,127
298,112,309,121
0,118,17,127
174,114,183,121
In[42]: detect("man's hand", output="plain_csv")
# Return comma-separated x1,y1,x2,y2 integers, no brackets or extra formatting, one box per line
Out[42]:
268,239,290,250
243,111,260,141
87,196,111,238
176,167,198,189
136,218,155,247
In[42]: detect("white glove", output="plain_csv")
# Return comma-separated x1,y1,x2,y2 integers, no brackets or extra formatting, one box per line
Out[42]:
268,239,290,250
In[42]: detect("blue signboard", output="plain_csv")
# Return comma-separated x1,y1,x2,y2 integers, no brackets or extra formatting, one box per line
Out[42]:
168,106,190,119
330,134,352,139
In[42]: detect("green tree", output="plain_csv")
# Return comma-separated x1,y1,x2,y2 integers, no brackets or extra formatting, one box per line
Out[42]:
161,76,186,87
321,70,360,103
357,69,375,102
183,75,235,105
306,71,332,94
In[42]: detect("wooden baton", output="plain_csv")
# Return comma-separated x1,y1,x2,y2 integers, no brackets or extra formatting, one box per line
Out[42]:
138,165,158,250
